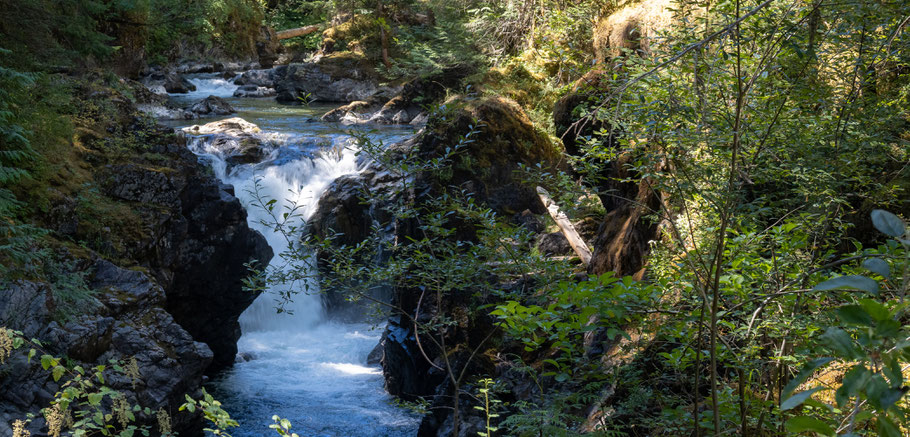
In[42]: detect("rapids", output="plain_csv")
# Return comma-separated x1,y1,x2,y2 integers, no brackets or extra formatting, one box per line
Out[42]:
169,74,420,436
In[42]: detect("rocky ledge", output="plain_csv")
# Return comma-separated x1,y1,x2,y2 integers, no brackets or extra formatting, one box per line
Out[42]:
0,74,272,435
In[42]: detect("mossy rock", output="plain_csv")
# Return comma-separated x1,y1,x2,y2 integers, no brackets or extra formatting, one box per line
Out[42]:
417,96,563,215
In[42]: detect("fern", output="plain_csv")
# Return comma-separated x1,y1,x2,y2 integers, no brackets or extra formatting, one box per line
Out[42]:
0,47,41,279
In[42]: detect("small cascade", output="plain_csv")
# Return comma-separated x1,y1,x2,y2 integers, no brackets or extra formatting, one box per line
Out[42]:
176,76,419,436
184,73,241,100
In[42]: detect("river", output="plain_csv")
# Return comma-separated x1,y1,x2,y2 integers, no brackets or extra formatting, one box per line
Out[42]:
166,74,420,436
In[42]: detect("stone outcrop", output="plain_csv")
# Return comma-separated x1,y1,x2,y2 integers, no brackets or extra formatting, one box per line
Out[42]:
0,261,212,436
182,118,271,167
163,72,196,94
320,64,474,125
186,95,236,116
233,84,276,97
0,76,273,437
274,54,386,103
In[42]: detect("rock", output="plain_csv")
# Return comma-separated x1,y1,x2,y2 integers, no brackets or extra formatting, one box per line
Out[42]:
317,64,473,124
182,117,269,166
536,232,572,256
415,96,561,216
176,62,215,74
184,117,260,135
0,261,214,435
234,68,277,88
256,26,282,68
513,209,544,234
186,95,236,116
274,54,381,103
233,84,277,98
379,316,440,400
366,342,384,365
137,103,195,120
164,72,196,93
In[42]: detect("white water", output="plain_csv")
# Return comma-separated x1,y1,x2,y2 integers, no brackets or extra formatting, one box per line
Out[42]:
184,74,240,100
177,77,419,436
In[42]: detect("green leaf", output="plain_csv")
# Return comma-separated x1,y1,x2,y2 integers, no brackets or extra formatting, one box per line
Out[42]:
784,416,833,435
52,365,65,382
877,415,901,437
813,275,878,294
41,354,54,370
27,348,35,363
859,299,890,322
837,365,872,407
866,376,903,411
871,210,905,238
883,357,903,388
862,258,890,279
782,387,825,411
87,392,103,406
835,305,873,326
821,327,860,359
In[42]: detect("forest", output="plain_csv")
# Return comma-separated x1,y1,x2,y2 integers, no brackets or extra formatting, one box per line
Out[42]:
1,0,909,436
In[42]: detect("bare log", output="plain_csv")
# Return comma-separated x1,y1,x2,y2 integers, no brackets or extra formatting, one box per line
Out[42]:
537,186,592,266
276,24,321,40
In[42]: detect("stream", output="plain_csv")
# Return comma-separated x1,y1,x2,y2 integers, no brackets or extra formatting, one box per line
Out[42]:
166,74,420,436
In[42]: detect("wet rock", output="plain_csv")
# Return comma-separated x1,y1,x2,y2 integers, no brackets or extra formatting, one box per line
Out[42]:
274,55,382,103
186,95,236,116
164,72,196,93
182,117,268,166
234,68,277,88
233,84,277,98
137,103,195,120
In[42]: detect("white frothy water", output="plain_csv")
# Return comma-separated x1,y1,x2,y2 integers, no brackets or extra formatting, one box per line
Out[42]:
180,77,419,436
184,74,240,100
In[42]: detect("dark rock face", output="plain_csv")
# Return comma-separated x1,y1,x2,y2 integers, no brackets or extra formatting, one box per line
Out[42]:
234,68,277,88
186,95,236,116
319,64,474,125
0,261,213,436
100,134,272,371
256,26,281,68
537,231,573,256
274,56,383,103
164,72,196,94
415,96,561,217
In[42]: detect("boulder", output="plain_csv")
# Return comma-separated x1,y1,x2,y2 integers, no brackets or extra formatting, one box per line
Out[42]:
186,95,236,116
274,54,382,103
318,64,473,124
0,260,213,436
182,117,268,166
536,232,572,256
234,68,277,88
256,26,281,68
415,96,561,216
233,84,277,98
163,72,196,94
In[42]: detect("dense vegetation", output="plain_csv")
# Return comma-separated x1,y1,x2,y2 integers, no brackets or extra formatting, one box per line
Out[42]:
2,0,910,436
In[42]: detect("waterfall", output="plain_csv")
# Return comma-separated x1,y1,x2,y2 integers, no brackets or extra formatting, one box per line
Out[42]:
176,76,419,436
187,134,361,331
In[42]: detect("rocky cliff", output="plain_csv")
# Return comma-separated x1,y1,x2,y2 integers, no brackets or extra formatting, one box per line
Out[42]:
0,74,271,435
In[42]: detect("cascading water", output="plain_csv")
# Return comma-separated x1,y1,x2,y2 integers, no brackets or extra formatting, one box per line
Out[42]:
171,75,420,436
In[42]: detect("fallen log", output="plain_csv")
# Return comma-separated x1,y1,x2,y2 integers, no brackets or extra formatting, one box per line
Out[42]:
276,24,321,40
537,186,592,266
